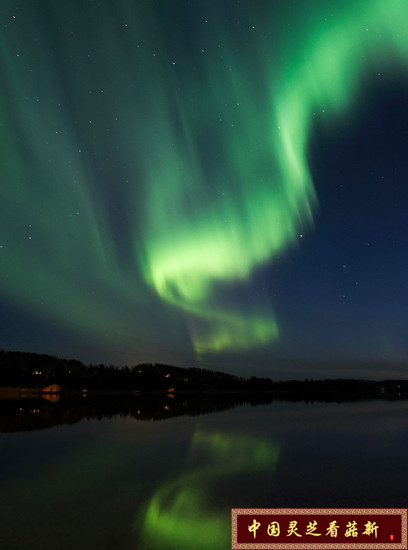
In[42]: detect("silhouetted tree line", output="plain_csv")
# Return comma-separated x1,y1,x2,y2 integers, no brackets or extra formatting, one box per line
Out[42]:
0,349,245,391
0,349,406,396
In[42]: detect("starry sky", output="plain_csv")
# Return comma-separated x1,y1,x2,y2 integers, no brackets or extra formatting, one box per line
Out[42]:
0,0,407,379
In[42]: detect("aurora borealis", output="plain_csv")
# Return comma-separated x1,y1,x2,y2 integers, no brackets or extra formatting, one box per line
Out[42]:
1,0,408,376
138,430,280,549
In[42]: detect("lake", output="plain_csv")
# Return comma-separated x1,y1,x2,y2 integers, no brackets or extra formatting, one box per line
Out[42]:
0,395,407,549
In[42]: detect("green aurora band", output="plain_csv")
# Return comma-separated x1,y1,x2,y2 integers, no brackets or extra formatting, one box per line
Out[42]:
136,430,280,550
1,0,408,358
141,0,408,353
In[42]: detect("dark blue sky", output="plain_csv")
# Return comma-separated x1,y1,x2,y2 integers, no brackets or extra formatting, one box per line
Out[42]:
0,0,407,379
266,75,408,365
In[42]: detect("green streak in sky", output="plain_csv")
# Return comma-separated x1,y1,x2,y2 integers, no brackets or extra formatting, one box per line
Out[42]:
136,430,280,550
140,0,408,353
141,0,408,351
0,0,408,360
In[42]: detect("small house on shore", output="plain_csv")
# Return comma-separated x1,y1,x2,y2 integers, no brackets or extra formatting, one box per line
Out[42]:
42,384,61,394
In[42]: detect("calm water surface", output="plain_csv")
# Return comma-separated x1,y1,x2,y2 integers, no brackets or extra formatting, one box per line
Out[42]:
0,398,407,549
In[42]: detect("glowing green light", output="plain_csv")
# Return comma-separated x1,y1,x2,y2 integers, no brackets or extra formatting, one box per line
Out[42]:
136,430,280,550
141,0,408,353
1,1,408,359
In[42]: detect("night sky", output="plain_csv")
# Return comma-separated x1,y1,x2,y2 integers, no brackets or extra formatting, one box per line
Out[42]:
1,0,407,379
